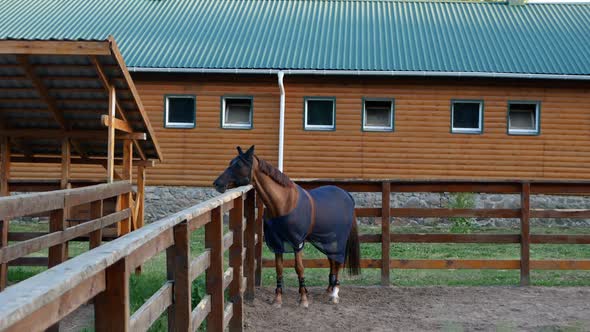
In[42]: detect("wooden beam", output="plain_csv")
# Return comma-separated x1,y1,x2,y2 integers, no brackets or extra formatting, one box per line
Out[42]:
107,38,161,161
381,182,390,286
1,129,146,141
95,258,130,332
119,140,133,235
0,40,111,55
244,190,256,301
136,166,146,231
520,182,531,286
228,197,244,331
0,138,9,290
17,55,88,159
107,87,116,183
11,156,156,167
91,55,148,161
205,207,224,331
101,115,134,133
60,139,71,189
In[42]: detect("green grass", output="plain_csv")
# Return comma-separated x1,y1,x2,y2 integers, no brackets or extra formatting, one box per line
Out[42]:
7,222,590,331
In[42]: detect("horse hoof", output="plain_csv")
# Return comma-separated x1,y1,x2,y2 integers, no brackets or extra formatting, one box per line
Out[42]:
299,300,309,309
273,302,282,309
330,296,339,304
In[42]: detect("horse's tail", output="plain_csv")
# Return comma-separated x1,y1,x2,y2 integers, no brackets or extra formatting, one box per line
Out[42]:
345,211,361,276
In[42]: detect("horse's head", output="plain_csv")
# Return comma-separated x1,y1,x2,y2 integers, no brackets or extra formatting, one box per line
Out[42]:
213,145,255,193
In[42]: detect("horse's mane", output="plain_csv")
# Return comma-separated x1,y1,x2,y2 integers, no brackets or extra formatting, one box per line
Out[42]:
256,157,293,187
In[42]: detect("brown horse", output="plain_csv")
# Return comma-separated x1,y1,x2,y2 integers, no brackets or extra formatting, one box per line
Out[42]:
214,145,360,308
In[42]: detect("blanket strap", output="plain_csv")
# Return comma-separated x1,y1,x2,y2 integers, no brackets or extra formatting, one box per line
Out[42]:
303,189,316,237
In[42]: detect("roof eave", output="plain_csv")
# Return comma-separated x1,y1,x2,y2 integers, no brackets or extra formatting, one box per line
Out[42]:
128,67,590,81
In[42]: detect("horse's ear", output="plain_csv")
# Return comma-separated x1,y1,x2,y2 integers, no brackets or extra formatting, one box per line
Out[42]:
245,145,255,157
236,146,244,155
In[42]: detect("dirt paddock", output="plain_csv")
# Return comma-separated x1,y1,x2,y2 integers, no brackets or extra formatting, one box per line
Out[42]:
245,286,590,331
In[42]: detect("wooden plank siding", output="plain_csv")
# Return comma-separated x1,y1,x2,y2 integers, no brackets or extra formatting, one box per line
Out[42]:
9,74,590,185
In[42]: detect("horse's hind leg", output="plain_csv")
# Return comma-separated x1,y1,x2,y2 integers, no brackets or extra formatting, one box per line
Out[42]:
328,261,341,304
295,250,309,308
273,253,283,308
326,259,335,293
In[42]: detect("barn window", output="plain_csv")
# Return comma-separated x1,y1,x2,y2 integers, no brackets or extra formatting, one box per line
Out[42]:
305,97,335,130
363,98,394,131
508,101,540,135
222,96,253,129
164,95,196,128
451,100,483,134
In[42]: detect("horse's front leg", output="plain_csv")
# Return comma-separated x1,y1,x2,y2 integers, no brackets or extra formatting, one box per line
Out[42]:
274,253,283,308
295,250,309,308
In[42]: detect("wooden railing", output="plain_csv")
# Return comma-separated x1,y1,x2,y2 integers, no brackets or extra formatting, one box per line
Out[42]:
0,185,257,332
0,181,133,293
256,180,590,286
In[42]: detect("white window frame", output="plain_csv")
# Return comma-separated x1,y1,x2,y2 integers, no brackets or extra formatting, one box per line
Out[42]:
304,97,335,131
451,100,484,134
363,98,394,132
222,96,253,129
164,95,196,129
508,101,540,135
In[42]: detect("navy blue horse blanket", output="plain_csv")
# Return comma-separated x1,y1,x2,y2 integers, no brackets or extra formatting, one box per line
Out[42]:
263,185,355,263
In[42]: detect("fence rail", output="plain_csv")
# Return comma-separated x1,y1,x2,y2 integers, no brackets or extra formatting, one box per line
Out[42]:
0,185,256,332
0,181,134,299
272,180,590,286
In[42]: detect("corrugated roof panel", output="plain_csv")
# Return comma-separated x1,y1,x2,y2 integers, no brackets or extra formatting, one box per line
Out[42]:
1,0,590,75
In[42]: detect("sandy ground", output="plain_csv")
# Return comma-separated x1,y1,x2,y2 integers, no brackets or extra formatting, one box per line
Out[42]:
244,287,590,332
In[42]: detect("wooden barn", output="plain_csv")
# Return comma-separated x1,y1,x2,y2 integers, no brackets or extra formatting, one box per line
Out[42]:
2,0,590,186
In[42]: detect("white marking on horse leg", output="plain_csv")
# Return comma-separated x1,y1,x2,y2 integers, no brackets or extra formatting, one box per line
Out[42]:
329,286,339,304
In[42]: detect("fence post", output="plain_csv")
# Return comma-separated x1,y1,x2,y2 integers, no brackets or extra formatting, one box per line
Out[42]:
95,257,130,332
520,182,531,286
89,200,103,249
169,221,191,331
206,207,224,331
255,197,264,287
381,182,391,286
244,190,256,300
229,197,244,331
0,137,9,291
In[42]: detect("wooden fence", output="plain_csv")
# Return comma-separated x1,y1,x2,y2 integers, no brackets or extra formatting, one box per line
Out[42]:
0,184,257,332
0,181,134,292
256,180,590,286
1,179,590,331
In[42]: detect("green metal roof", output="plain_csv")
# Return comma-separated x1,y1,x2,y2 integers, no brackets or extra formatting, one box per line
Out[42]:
2,1,590,77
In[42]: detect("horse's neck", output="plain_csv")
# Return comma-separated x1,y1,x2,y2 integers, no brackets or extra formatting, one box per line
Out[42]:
252,157,298,218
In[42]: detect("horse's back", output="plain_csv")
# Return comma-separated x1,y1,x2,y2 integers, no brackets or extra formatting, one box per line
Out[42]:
309,185,355,212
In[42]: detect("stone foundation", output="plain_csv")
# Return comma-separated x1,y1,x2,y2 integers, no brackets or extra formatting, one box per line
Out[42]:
144,186,590,227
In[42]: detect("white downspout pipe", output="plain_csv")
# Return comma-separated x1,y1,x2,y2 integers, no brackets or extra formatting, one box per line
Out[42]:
278,71,285,171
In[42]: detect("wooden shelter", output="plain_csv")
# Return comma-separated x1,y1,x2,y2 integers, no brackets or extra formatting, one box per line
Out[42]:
0,38,162,289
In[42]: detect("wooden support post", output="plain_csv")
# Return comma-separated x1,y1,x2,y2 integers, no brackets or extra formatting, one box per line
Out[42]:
48,208,67,268
60,138,71,258
119,139,132,235
0,137,9,290
168,221,191,332
106,86,116,183
255,196,264,287
60,138,71,190
381,182,391,286
89,200,103,249
135,165,146,275
520,182,531,286
229,197,244,331
95,258,130,332
205,207,224,331
136,165,146,231
244,190,256,301
46,207,67,332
